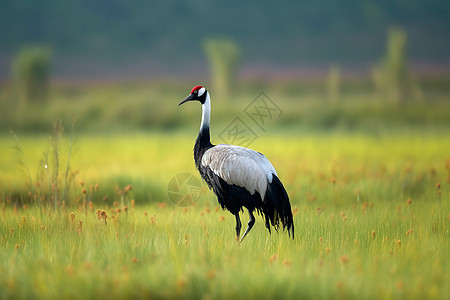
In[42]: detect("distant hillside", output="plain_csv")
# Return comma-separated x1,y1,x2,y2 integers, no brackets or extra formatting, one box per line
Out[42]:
1,0,449,79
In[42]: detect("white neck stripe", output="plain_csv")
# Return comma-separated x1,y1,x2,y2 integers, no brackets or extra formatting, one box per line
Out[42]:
200,92,211,130
198,87,206,97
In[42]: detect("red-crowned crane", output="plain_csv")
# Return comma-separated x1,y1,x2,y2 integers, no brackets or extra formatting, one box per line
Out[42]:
178,86,294,242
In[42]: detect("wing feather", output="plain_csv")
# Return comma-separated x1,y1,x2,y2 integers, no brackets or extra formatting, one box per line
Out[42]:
201,144,277,199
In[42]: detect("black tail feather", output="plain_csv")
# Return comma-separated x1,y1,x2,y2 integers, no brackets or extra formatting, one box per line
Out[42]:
263,175,294,239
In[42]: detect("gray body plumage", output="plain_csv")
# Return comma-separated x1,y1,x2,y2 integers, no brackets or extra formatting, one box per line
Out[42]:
202,144,277,200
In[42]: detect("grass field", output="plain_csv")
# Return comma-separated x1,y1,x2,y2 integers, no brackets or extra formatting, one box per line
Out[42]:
1,130,449,299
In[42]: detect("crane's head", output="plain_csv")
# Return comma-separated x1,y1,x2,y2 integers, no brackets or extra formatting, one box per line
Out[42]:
178,85,208,106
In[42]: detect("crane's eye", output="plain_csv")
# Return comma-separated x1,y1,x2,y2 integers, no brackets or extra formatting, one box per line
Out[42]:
194,90,198,94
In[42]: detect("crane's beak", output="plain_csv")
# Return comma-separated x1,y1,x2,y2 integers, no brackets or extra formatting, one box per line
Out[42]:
178,94,194,106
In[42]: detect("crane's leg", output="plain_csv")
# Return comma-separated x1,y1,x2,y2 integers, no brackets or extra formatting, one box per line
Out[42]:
235,213,242,241
239,210,255,242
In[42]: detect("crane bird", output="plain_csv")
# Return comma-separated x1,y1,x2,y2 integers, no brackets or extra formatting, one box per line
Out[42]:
178,86,294,242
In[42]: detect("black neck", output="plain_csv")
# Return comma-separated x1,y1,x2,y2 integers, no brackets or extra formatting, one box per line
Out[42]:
194,125,212,169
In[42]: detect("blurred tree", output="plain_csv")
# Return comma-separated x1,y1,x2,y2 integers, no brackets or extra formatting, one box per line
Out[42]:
374,27,410,103
384,27,408,103
203,38,240,100
12,46,53,104
327,64,341,102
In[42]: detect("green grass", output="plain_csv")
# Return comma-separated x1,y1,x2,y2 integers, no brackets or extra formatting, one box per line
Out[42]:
0,131,449,299
0,197,448,299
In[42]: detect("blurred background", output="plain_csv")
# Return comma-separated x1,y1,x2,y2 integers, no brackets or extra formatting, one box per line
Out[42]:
2,3,450,298
0,0,449,134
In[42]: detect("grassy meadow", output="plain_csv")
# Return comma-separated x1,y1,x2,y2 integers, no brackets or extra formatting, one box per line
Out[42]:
1,82,450,299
